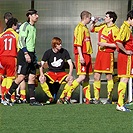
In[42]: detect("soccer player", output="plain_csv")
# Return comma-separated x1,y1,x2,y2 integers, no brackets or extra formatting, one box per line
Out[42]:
4,9,43,106
0,12,13,103
115,10,133,112
0,17,19,105
39,37,73,104
90,11,119,104
61,11,93,104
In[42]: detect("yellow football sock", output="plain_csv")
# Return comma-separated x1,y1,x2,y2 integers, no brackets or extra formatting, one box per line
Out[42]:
118,82,126,107
66,80,79,98
93,81,101,100
11,92,15,102
60,83,71,99
40,82,53,98
107,80,114,100
20,89,26,100
83,82,91,100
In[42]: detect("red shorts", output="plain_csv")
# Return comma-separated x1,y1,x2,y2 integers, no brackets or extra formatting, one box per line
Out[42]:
94,51,114,73
45,71,68,84
0,68,5,75
117,53,133,77
75,54,93,75
0,56,16,77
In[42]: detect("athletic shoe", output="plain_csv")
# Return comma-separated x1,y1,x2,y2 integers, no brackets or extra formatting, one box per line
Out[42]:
89,99,94,104
85,99,94,104
125,101,133,106
103,99,112,104
85,99,90,104
56,98,64,104
4,95,13,106
15,98,27,104
22,99,27,103
45,98,54,104
64,97,71,104
1,99,8,106
116,105,131,112
93,99,103,104
30,102,43,106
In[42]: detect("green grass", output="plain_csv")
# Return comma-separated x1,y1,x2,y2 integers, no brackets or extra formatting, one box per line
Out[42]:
0,103,133,133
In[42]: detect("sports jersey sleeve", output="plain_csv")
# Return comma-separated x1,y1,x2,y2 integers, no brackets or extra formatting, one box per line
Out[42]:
18,22,29,51
12,30,19,52
74,24,84,47
64,49,71,61
42,50,50,62
92,23,105,33
115,22,130,43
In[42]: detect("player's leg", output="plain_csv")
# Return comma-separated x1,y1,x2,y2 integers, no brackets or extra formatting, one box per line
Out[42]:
116,77,131,112
82,76,91,104
40,81,54,103
106,74,114,104
65,75,85,103
93,72,102,104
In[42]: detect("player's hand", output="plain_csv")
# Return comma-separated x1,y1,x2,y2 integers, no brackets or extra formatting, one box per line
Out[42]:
79,56,85,64
25,54,31,63
66,75,73,82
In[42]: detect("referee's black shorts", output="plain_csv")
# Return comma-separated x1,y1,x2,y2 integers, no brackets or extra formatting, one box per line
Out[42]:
17,49,36,75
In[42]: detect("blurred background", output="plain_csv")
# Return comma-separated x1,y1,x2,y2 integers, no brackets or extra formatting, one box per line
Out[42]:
0,0,132,102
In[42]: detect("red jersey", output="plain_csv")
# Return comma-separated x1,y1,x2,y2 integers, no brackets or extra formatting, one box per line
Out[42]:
92,23,119,53
115,21,133,52
74,22,93,54
0,28,18,57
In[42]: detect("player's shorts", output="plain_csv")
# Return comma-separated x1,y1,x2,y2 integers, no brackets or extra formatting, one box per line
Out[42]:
17,50,36,75
44,71,68,84
94,51,114,73
117,53,133,78
0,56,16,77
0,68,5,76
75,54,93,75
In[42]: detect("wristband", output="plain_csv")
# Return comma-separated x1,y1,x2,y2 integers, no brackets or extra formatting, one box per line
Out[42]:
22,47,28,52
24,52,28,55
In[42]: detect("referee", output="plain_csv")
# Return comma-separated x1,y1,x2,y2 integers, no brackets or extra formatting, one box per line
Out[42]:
5,9,43,106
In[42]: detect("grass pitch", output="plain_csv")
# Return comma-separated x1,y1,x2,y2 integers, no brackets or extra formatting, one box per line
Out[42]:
0,103,133,133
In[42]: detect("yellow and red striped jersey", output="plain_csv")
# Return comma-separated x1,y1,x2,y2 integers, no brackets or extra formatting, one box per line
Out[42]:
74,22,93,54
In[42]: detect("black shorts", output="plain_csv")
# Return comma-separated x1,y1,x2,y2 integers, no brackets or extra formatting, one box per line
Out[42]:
17,49,36,75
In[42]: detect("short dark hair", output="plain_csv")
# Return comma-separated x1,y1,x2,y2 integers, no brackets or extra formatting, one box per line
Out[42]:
26,9,38,17
4,12,13,20
6,17,18,28
106,11,117,23
127,10,133,20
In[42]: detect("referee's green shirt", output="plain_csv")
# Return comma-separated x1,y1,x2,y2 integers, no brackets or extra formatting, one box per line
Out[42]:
18,22,36,52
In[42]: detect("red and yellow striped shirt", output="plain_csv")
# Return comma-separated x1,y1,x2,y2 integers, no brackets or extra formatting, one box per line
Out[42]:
74,22,93,54
92,23,119,53
115,21,133,52
0,28,18,57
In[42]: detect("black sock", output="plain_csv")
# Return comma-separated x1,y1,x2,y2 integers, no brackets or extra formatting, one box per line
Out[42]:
28,84,36,103
5,81,19,100
9,81,19,95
